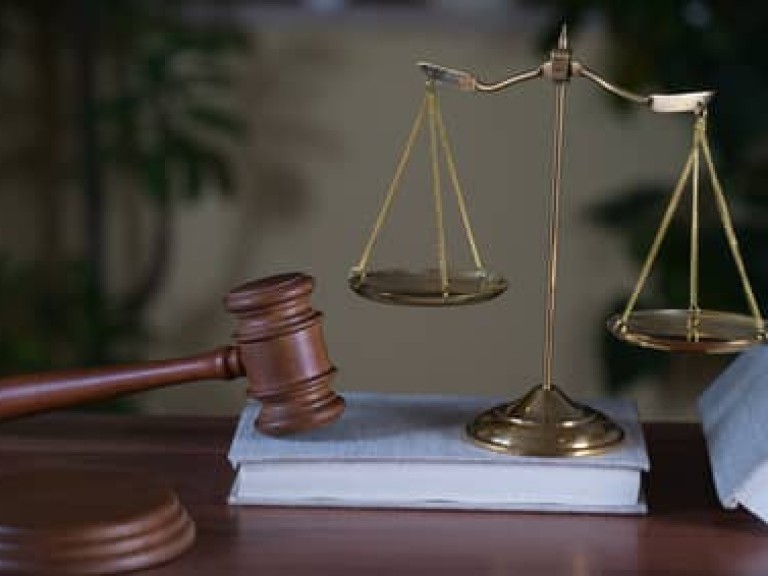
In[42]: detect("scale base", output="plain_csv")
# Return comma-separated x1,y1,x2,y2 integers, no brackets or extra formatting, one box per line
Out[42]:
466,384,625,457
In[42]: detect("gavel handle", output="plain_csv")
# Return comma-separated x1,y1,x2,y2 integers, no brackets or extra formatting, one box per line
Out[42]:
0,346,242,419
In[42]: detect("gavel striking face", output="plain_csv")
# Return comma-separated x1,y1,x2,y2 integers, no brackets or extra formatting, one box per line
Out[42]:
225,273,344,434
0,273,345,435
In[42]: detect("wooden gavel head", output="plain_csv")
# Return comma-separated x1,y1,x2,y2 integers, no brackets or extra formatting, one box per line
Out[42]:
224,273,345,436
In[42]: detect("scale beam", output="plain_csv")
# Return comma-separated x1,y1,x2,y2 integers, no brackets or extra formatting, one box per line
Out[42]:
419,30,714,116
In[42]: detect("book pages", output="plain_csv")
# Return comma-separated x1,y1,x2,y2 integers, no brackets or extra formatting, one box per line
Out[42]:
699,347,768,521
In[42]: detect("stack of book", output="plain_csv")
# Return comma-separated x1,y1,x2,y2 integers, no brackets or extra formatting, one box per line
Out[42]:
228,392,649,513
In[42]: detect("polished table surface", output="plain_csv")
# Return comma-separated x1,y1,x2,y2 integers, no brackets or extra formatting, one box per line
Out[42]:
0,413,765,575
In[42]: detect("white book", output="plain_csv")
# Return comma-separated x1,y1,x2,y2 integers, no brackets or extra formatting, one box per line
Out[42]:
699,347,768,523
228,392,649,513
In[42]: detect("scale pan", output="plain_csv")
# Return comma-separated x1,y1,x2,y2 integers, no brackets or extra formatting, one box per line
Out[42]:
348,268,507,306
608,309,766,353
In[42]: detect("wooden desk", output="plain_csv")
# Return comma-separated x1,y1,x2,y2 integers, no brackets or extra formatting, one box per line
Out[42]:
0,415,765,575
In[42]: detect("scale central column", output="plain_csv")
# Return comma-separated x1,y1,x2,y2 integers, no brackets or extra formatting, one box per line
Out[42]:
542,33,569,391
465,27,625,456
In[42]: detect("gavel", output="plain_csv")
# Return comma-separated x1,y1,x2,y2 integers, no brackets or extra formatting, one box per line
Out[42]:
0,272,345,435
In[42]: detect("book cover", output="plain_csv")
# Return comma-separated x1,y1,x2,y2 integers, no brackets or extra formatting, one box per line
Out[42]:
699,347,768,523
228,392,649,513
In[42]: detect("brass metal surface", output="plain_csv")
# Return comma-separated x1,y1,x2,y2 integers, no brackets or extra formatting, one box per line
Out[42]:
611,113,765,353
352,25,744,457
466,384,625,457
608,309,767,353
541,26,570,391
348,268,507,306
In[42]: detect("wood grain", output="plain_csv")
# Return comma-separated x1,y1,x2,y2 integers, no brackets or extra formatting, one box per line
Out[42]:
0,416,766,575
0,273,344,435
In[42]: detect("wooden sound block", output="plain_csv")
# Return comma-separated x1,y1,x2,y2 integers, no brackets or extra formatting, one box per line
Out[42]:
0,467,195,574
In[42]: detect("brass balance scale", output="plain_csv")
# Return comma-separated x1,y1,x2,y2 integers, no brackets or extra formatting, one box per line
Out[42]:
348,27,766,457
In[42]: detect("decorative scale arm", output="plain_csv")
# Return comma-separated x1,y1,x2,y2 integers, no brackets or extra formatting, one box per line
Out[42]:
418,61,543,92
571,63,650,105
419,28,714,116
574,62,714,113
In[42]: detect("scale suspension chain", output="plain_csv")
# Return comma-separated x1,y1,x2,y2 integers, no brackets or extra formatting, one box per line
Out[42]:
349,78,505,306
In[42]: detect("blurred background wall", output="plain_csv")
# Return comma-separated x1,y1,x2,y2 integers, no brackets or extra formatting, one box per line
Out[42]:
1,1,765,420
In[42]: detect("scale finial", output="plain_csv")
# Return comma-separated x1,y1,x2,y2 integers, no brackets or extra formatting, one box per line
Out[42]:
558,23,569,50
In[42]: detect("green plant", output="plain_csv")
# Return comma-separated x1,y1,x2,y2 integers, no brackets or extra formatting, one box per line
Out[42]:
0,2,312,396
525,0,768,391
